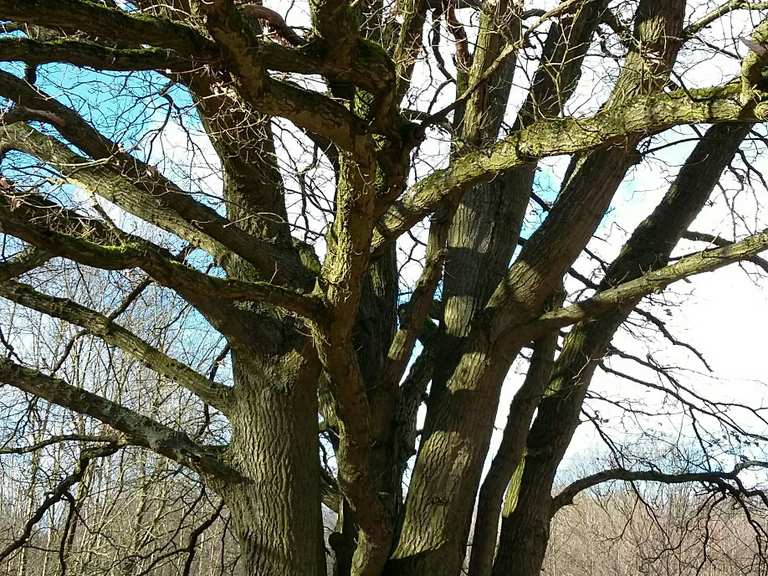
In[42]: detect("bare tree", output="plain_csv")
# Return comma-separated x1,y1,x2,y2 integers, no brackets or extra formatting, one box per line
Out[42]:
1,1,768,575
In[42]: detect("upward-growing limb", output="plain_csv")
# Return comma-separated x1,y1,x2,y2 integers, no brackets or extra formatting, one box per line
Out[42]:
492,120,753,576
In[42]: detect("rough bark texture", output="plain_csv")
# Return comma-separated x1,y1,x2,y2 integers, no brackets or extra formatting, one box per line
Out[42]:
0,2,767,576
492,120,754,576
220,350,324,576
390,5,687,574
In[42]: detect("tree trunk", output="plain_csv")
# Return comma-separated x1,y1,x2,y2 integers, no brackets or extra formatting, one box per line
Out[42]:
390,3,685,575
468,311,561,576
217,349,324,576
493,120,752,576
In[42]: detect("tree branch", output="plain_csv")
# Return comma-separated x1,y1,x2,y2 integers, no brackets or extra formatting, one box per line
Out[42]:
193,0,376,157
0,279,233,411
0,36,205,71
0,188,328,321
552,461,768,513
373,83,757,250
0,358,238,479
0,0,214,54
533,228,768,332
0,18,393,95
0,433,117,455
0,87,308,284
0,442,121,562
0,246,52,280
684,0,768,38
311,155,393,574
684,230,768,274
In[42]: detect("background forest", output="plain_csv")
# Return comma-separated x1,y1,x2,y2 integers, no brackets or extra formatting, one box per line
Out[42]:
1,0,768,575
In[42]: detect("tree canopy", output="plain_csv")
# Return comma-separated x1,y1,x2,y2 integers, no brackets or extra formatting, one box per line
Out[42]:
1,1,768,575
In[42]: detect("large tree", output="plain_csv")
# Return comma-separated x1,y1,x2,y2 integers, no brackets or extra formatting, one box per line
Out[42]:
1,0,768,575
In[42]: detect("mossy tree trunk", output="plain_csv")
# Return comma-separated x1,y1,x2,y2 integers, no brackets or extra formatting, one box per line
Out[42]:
1,2,767,576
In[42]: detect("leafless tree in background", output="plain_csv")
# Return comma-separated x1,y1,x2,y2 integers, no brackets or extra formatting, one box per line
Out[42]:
1,0,768,575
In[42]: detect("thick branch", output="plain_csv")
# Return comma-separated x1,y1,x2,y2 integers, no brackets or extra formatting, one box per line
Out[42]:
0,189,328,321
0,247,52,280
0,358,237,479
373,83,757,249
193,0,375,157
309,0,359,59
533,228,768,332
0,0,214,54
311,156,393,575
469,292,561,576
0,36,203,71
0,279,232,411
0,19,392,95
684,230,768,274
0,88,308,284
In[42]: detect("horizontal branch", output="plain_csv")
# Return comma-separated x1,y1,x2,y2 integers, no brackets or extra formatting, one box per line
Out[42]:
0,0,215,55
0,36,202,71
552,460,768,512
533,227,768,332
372,83,760,250
684,0,768,37
0,1,393,95
0,189,328,321
0,433,117,455
0,279,233,411
0,357,238,480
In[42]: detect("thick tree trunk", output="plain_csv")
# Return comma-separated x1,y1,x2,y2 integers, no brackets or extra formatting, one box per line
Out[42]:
468,314,560,576
492,120,752,576
218,349,324,576
390,4,685,575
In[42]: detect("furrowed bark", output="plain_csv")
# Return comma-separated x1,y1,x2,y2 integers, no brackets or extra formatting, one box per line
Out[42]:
3,2,768,575
468,291,562,576
390,3,686,574
217,346,325,576
432,0,524,402
492,120,753,576
314,152,396,576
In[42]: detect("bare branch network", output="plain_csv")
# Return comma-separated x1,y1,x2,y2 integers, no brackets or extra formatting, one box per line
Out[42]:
0,1,767,575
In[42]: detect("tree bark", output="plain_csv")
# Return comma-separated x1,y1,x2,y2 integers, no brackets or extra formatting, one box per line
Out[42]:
217,349,324,576
390,3,685,575
492,120,753,576
468,303,561,576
